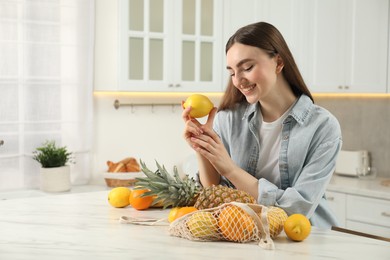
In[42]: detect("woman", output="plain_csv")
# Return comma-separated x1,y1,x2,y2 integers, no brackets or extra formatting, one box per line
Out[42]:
182,22,342,228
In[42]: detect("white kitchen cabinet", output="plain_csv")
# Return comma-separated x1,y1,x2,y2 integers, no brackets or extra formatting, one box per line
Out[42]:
326,189,390,238
222,0,311,88
94,0,119,91
96,0,389,93
346,195,390,237
326,191,347,227
119,0,223,92
306,0,388,93
95,0,223,92
222,0,260,87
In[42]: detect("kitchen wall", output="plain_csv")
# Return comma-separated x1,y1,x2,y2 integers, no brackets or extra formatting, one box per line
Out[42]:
91,94,390,185
91,93,196,185
315,96,390,176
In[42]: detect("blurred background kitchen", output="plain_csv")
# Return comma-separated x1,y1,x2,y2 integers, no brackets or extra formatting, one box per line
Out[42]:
0,0,389,236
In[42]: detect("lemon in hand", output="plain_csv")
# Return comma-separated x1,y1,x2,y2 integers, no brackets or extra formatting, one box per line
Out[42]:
108,187,131,208
183,94,214,118
284,214,312,241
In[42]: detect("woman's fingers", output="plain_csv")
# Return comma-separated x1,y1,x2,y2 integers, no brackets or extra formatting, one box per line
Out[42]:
181,101,192,121
205,107,217,126
185,120,203,136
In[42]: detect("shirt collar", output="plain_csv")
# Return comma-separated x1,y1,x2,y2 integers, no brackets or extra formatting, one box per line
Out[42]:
241,94,313,125
287,94,313,125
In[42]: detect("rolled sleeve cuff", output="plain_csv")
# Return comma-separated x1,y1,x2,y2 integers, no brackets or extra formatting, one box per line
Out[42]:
258,178,278,206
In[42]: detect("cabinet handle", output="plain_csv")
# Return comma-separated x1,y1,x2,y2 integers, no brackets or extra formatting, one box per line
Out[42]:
338,86,343,89
381,212,390,217
175,84,181,88
344,85,349,90
168,84,174,88
0,140,3,146
327,196,334,201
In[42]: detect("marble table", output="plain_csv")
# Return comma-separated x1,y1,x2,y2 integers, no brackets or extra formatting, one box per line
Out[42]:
0,190,389,260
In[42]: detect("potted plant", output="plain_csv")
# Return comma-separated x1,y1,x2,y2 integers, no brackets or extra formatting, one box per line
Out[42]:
33,140,74,192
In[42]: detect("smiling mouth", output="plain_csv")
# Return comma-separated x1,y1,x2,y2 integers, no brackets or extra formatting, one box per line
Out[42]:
240,84,256,93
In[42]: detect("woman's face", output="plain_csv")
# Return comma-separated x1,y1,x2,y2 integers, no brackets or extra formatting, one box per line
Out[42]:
226,43,280,104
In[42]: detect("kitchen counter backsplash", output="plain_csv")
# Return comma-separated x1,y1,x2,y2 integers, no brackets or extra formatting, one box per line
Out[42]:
316,96,390,178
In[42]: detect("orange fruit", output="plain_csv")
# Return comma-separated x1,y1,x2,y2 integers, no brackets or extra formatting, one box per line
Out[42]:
168,207,181,223
150,195,164,208
183,94,214,118
284,214,312,241
107,187,131,208
129,189,154,210
174,206,198,220
218,205,255,242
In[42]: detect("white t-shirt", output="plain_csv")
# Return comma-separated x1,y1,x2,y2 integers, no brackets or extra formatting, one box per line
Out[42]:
257,107,292,188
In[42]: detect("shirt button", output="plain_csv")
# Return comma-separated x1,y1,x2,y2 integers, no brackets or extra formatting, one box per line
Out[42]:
283,135,289,140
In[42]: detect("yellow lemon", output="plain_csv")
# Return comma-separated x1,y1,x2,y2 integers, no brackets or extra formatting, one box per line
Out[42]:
187,211,219,238
267,206,288,239
183,94,214,118
108,187,131,208
168,207,181,223
284,214,312,241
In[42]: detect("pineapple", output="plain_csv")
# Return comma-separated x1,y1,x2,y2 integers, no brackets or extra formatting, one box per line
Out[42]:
134,160,256,209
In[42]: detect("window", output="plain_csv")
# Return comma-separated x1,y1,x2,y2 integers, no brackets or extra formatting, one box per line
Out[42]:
0,0,94,190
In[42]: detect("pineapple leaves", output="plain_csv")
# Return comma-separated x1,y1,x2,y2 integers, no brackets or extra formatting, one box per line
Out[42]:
134,159,200,208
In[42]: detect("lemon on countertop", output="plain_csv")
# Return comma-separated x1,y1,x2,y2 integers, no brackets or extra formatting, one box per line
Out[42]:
284,214,312,241
108,187,131,208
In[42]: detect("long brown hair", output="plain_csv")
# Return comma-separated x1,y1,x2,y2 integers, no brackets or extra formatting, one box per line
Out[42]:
219,22,313,111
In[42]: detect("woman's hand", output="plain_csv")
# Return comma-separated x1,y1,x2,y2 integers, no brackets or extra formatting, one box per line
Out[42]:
190,118,236,177
182,101,217,149
182,103,232,175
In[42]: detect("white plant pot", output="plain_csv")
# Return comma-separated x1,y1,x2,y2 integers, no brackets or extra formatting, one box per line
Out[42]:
40,165,71,192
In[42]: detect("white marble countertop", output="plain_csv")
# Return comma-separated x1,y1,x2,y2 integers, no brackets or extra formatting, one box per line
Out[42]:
0,190,389,260
327,175,390,200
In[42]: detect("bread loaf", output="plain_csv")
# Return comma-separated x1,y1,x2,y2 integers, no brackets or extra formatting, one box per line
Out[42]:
107,157,140,173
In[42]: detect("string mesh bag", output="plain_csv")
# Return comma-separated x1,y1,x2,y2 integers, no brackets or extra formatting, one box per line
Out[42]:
169,202,287,250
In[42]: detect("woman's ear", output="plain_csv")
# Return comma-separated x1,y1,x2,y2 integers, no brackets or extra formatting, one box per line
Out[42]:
276,55,284,73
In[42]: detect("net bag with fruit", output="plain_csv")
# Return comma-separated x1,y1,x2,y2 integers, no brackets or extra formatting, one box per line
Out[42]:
169,202,287,250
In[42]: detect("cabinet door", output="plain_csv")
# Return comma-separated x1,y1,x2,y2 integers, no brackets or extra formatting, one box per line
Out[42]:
119,0,222,92
346,195,390,238
173,0,223,92
347,0,388,93
308,0,388,93
222,0,311,89
222,0,260,87
346,220,390,238
257,0,312,89
326,191,346,227
347,195,390,228
119,0,171,91
307,0,348,92
94,0,119,91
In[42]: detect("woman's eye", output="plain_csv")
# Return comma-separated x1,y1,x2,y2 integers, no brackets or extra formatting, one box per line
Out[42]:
244,65,253,71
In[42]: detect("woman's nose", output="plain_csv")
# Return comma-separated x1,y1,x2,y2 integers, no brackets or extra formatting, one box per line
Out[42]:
234,77,249,88
232,73,245,87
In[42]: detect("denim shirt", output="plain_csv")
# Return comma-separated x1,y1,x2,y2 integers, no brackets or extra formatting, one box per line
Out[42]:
213,94,342,228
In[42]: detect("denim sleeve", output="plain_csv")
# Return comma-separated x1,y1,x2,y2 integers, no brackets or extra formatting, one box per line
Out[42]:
257,136,342,219
195,173,235,188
